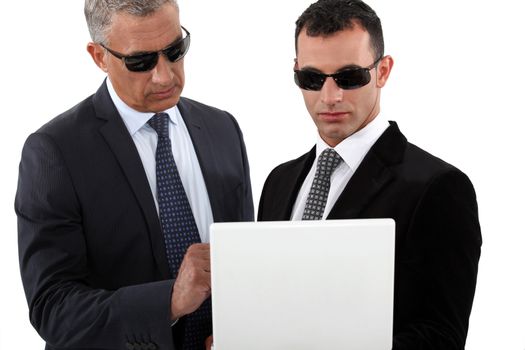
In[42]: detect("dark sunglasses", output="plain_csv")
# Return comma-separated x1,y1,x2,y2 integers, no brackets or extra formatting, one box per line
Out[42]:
100,26,190,72
294,56,383,91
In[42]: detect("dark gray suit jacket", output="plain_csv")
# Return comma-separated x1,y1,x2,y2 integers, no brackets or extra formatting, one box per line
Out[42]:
15,81,253,350
258,122,481,349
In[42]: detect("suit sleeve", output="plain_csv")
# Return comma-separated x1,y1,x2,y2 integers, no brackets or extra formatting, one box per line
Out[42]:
257,166,278,221
16,133,175,349
228,112,254,221
393,170,482,349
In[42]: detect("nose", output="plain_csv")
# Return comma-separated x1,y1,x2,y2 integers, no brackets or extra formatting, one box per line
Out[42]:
320,77,343,105
151,54,174,85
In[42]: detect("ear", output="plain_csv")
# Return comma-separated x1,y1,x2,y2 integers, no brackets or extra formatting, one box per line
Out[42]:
376,55,394,88
87,42,108,73
293,57,298,70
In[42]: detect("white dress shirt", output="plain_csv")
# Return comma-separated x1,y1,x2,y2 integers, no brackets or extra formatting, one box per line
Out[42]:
291,115,390,220
107,79,214,242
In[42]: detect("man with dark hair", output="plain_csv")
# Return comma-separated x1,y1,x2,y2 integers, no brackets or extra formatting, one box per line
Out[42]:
258,0,481,348
15,1,253,349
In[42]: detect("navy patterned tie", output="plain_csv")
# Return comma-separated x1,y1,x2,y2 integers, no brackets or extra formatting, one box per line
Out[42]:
302,148,343,220
148,113,212,350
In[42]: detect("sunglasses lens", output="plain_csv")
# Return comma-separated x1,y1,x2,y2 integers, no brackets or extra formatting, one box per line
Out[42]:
334,68,371,89
124,53,158,72
294,70,325,91
165,36,190,63
294,67,372,91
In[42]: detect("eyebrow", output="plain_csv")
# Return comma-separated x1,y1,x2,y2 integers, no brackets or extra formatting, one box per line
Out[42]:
127,34,183,56
300,64,365,73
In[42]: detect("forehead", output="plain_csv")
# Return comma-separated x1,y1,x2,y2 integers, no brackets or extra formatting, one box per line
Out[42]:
296,26,374,71
107,3,181,52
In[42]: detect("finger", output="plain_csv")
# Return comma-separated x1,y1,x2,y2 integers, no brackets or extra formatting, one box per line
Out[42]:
187,243,210,253
181,256,210,271
205,335,214,349
176,260,211,285
184,244,211,261
183,250,211,265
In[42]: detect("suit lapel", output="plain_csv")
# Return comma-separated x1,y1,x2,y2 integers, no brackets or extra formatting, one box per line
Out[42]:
177,98,226,221
265,148,316,220
328,122,407,219
93,82,171,278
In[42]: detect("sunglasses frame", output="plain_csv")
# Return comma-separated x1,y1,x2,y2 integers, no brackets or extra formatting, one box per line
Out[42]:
294,56,383,91
100,26,190,72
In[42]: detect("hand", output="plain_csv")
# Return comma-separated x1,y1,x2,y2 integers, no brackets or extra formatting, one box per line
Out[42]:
205,335,213,350
170,243,211,320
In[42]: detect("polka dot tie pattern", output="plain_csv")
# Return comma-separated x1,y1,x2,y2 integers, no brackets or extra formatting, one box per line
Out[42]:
147,113,212,350
302,148,343,220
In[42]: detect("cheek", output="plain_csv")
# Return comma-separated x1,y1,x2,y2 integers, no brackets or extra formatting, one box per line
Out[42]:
343,87,372,111
166,60,185,87
125,74,152,98
118,73,151,107
175,62,185,83
302,91,319,114
117,78,145,106
110,64,145,95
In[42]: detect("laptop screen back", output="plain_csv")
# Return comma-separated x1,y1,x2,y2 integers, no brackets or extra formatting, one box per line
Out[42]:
210,219,395,350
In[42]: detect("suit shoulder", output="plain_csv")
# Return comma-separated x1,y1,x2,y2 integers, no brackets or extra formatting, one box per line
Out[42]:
262,149,314,197
35,94,97,138
403,141,473,189
405,141,456,170
267,150,313,178
178,97,245,139
179,97,234,120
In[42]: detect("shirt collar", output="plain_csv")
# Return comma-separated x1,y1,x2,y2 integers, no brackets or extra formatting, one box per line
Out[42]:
106,78,180,136
316,114,390,172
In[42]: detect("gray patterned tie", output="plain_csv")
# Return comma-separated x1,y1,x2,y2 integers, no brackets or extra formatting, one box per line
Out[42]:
148,113,211,350
302,148,343,220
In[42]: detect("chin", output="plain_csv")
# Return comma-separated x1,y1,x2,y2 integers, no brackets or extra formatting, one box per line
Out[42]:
322,126,349,138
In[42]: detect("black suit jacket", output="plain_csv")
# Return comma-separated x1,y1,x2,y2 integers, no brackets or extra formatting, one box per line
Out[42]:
15,81,254,350
258,122,481,349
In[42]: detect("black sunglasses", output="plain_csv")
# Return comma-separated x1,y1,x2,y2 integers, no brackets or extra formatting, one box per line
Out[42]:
100,26,191,72
294,56,383,91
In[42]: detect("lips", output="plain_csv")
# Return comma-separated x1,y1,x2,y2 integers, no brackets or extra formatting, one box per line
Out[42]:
318,111,348,121
151,86,176,99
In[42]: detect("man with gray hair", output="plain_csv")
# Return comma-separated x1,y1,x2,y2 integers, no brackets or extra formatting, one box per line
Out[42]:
15,1,253,349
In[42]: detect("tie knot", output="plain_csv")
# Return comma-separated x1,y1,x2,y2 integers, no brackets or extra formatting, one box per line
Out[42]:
316,148,342,177
147,113,170,137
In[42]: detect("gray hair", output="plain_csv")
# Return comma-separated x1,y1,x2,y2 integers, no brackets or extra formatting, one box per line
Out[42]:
84,0,178,45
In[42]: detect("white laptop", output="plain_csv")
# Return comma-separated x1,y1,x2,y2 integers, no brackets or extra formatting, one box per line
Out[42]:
210,219,395,350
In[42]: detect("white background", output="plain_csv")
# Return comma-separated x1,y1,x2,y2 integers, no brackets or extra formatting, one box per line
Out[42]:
1,1,524,349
